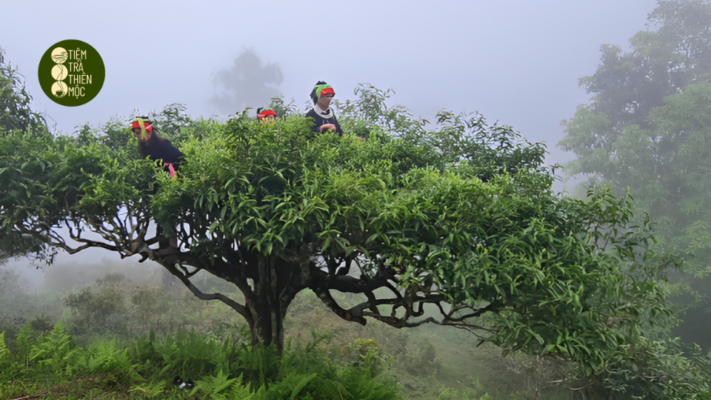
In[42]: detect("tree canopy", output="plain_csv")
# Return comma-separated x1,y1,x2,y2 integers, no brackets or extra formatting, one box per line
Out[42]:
567,0,711,138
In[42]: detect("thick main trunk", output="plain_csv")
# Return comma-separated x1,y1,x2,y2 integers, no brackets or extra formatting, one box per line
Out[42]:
168,251,307,353
244,255,299,354
248,291,287,353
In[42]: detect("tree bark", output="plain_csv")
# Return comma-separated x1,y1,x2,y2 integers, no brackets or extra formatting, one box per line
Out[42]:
158,249,306,353
244,255,298,354
156,225,181,293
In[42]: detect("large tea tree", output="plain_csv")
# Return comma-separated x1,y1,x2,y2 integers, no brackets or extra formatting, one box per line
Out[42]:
3,80,703,397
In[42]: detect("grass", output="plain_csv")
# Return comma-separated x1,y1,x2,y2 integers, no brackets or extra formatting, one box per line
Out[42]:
0,264,575,399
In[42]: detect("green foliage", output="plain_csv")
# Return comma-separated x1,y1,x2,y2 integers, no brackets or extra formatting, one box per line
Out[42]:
191,369,252,400
128,380,166,399
601,337,711,400
15,322,34,368
85,339,136,379
0,270,61,335
60,274,235,340
191,368,238,399
30,321,80,374
557,1,711,395
0,47,52,263
184,334,399,400
64,282,129,336
156,330,240,380
438,379,492,400
701,382,711,400
335,84,426,138
564,0,711,139
232,343,281,386
399,337,440,376
559,1,711,352
0,47,45,134
268,96,300,118
1,326,403,399
127,330,163,367
0,332,11,370
335,352,399,400
2,47,708,398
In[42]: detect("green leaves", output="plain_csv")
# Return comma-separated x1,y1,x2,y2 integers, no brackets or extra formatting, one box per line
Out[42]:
0,332,10,369
558,0,711,354
0,47,46,133
190,369,244,399
1,75,691,396
29,321,81,375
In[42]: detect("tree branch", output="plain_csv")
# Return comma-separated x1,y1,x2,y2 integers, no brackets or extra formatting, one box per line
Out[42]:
311,285,366,325
159,260,252,325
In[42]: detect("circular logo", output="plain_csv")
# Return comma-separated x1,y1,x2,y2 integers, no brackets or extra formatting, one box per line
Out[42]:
38,40,105,107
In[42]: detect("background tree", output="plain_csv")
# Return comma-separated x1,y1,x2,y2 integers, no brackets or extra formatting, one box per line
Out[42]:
558,0,711,349
570,0,711,136
0,47,50,264
210,48,283,114
0,47,46,134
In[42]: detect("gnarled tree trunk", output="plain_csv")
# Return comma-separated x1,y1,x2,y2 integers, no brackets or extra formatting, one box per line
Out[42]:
245,255,295,353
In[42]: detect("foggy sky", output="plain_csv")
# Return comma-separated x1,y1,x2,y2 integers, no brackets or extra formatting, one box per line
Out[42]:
1,0,656,282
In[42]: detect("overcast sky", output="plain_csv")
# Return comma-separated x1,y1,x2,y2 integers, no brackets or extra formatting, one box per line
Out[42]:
1,0,656,283
3,0,655,153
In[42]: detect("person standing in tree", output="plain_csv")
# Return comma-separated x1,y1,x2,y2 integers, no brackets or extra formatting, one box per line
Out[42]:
132,117,184,256
257,107,277,123
305,81,343,135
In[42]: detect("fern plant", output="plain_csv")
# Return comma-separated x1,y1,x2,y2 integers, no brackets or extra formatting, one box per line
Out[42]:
15,322,34,369
0,332,11,370
29,321,83,375
232,343,281,387
156,330,238,380
190,369,245,400
87,339,143,383
129,380,167,399
260,372,318,400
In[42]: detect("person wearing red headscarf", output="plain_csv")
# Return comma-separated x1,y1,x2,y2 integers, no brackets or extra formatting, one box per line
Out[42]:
132,117,184,256
306,81,343,135
257,107,277,123
133,117,185,175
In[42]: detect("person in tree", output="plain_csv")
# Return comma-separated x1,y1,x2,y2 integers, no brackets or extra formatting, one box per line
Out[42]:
132,117,184,256
257,107,277,123
306,81,343,135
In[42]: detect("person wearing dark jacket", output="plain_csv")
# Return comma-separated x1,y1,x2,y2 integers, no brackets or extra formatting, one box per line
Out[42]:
134,117,184,176
132,117,184,256
305,81,343,135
